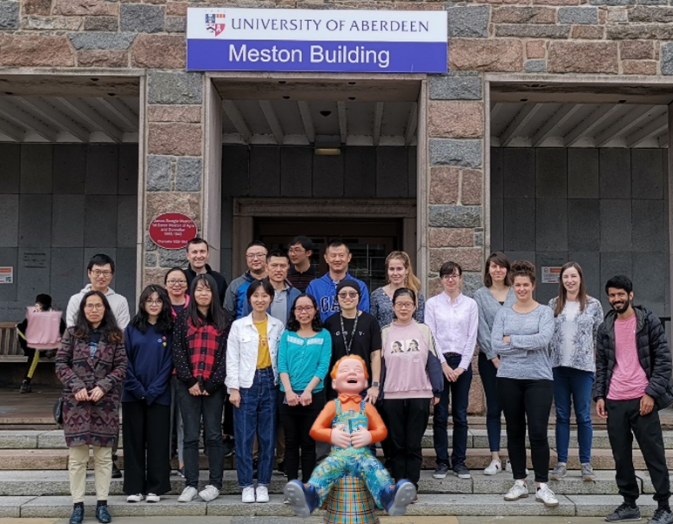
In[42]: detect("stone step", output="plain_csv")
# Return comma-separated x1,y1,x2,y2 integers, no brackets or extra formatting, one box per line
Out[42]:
0,469,658,497
0,494,660,519
2,446,672,472
3,428,673,451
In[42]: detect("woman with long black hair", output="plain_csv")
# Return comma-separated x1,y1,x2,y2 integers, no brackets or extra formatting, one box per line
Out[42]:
55,291,127,524
122,285,174,503
173,274,232,503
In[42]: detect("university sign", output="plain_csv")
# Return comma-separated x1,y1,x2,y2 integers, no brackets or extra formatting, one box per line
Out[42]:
186,8,448,73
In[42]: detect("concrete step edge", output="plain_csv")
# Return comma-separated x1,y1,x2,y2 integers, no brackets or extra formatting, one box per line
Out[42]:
0,494,662,519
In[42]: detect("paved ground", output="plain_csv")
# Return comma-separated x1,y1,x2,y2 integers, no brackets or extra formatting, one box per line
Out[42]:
0,518,620,524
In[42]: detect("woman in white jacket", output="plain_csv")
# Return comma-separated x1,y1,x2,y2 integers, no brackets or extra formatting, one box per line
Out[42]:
226,279,284,504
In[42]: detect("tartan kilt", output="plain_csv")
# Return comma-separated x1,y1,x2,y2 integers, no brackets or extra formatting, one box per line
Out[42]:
324,476,380,524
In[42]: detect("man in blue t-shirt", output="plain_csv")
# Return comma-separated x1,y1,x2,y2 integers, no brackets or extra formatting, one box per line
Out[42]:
306,241,370,323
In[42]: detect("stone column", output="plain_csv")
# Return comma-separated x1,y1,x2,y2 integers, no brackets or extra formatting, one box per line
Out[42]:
142,70,204,286
426,71,486,414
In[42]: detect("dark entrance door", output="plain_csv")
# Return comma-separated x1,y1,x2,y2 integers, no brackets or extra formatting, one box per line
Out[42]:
254,218,402,292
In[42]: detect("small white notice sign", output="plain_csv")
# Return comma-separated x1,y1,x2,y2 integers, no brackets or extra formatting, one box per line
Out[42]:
541,266,562,284
0,267,13,284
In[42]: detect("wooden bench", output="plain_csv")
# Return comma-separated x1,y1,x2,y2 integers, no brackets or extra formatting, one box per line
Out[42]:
0,322,24,362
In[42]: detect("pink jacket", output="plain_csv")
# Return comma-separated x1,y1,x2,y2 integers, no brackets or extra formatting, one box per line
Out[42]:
25,308,63,350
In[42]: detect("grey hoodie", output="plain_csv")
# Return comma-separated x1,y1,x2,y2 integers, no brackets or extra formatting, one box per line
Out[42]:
66,284,131,329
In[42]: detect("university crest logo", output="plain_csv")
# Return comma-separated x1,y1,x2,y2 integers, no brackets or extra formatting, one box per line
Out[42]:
205,13,226,36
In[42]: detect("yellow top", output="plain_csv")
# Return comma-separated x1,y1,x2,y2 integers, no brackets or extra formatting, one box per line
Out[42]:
254,317,271,369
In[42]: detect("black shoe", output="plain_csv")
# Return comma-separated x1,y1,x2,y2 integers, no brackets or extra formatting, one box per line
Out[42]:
69,505,84,524
433,463,450,479
453,463,471,479
96,505,112,523
648,508,673,524
277,460,286,477
253,459,258,480
111,460,122,479
222,435,235,458
20,380,32,394
605,503,641,522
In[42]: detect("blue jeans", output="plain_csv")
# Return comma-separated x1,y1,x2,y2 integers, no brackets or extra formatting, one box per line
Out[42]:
233,367,277,488
433,354,472,467
478,352,501,453
553,367,594,464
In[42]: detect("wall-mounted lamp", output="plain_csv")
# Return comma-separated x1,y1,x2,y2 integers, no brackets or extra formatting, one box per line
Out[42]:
314,134,342,156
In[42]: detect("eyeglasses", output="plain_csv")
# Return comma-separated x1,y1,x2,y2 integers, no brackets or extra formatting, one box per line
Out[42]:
91,270,112,277
288,247,305,254
145,299,163,305
338,291,358,299
166,279,187,285
394,302,415,309
246,253,266,259
85,304,105,311
442,274,460,281
294,306,315,313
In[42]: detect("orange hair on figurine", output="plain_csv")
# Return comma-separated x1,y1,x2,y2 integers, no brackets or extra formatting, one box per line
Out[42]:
330,355,370,381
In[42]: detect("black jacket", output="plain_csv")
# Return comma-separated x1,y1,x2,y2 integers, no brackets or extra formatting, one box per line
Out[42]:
594,305,673,410
185,264,228,307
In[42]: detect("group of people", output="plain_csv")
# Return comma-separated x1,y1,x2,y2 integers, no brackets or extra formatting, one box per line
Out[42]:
20,233,673,524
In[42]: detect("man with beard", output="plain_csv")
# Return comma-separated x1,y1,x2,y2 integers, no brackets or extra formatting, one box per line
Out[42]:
595,275,673,524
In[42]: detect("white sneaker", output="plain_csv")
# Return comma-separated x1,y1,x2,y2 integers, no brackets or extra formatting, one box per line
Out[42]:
126,493,143,503
484,458,502,476
146,493,160,503
242,486,255,503
504,480,528,501
256,485,269,503
535,483,559,507
199,484,220,502
178,486,198,503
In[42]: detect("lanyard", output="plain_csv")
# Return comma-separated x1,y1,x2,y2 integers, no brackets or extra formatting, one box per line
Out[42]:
339,312,359,355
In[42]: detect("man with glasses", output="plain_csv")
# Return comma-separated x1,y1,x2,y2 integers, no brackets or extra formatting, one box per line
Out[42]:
224,241,268,319
185,237,227,306
65,253,130,479
66,253,130,329
306,241,370,323
287,236,317,292
241,249,300,327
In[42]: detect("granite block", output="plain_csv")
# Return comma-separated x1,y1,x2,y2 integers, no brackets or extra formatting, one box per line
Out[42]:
51,195,85,248
20,144,53,194
568,149,599,199
53,144,86,194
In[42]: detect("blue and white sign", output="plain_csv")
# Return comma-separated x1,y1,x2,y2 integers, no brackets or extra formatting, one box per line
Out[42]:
186,8,447,73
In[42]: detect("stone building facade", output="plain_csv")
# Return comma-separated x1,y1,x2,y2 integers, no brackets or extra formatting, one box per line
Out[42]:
2,0,673,404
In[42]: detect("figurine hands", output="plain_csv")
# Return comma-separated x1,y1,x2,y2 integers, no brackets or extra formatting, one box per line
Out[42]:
330,424,352,449
350,426,372,449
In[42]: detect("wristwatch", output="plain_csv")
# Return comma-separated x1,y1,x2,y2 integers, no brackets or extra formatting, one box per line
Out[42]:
371,382,380,387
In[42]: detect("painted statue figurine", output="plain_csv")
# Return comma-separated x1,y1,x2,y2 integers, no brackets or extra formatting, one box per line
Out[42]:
284,355,416,518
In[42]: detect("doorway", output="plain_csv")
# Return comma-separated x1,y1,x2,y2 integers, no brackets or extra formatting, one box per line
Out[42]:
205,74,426,285
256,218,401,291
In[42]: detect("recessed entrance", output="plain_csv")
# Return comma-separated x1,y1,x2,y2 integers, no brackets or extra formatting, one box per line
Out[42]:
487,76,672,318
0,74,141,322
205,74,426,284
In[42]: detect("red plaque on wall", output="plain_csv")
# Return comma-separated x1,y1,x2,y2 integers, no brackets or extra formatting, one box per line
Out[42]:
149,213,198,250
